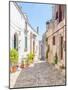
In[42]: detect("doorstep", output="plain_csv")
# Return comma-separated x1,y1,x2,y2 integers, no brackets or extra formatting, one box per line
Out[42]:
10,68,22,88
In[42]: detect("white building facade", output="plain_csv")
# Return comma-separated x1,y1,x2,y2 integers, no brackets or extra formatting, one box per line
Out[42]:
10,2,39,65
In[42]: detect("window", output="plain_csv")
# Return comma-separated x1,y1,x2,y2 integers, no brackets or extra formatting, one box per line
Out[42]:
14,34,16,49
55,11,58,20
14,33,18,50
59,5,62,22
61,36,63,59
30,32,32,52
25,36,27,49
24,33,27,51
53,36,55,45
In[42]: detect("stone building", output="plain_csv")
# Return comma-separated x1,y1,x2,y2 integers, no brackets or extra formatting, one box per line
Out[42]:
41,33,46,60
39,40,45,60
45,4,66,68
39,32,46,60
10,2,39,65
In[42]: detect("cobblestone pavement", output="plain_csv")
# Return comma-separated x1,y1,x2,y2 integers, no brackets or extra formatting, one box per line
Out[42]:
14,61,65,88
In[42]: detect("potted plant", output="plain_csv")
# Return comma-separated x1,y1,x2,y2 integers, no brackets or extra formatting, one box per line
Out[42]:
27,52,35,65
10,48,18,73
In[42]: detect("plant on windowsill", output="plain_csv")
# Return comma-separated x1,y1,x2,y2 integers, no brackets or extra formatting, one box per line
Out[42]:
10,48,18,73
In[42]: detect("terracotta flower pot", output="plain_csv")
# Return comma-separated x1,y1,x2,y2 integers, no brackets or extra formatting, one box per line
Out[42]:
20,64,24,69
10,65,16,73
24,63,29,68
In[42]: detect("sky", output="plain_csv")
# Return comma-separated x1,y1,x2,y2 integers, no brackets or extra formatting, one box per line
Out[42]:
17,2,53,40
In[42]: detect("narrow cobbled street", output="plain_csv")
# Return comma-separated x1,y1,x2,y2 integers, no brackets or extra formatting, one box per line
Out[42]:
14,61,65,88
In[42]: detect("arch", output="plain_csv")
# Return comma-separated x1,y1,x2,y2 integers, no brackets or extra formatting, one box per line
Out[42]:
14,33,18,50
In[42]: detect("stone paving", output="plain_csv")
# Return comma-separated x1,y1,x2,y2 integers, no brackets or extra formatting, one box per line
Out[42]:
10,68,22,88
14,61,65,88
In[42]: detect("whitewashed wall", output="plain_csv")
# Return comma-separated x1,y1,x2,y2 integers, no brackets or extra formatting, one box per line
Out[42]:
10,2,25,64
10,2,39,65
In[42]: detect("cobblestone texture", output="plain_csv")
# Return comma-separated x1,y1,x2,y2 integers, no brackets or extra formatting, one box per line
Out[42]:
14,62,65,88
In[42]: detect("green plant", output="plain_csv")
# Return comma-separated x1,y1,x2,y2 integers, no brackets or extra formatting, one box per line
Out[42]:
27,52,35,64
53,53,58,64
46,45,49,59
46,37,48,42
46,37,48,46
10,48,19,65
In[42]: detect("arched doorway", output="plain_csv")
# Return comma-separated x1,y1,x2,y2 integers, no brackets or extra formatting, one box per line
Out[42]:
14,33,18,51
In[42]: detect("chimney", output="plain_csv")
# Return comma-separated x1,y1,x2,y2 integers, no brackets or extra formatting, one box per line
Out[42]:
24,13,28,21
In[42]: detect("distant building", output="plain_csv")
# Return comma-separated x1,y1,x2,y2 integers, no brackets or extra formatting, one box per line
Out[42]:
39,40,44,60
10,2,39,65
39,40,42,59
41,33,46,60
39,33,46,61
45,5,66,68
